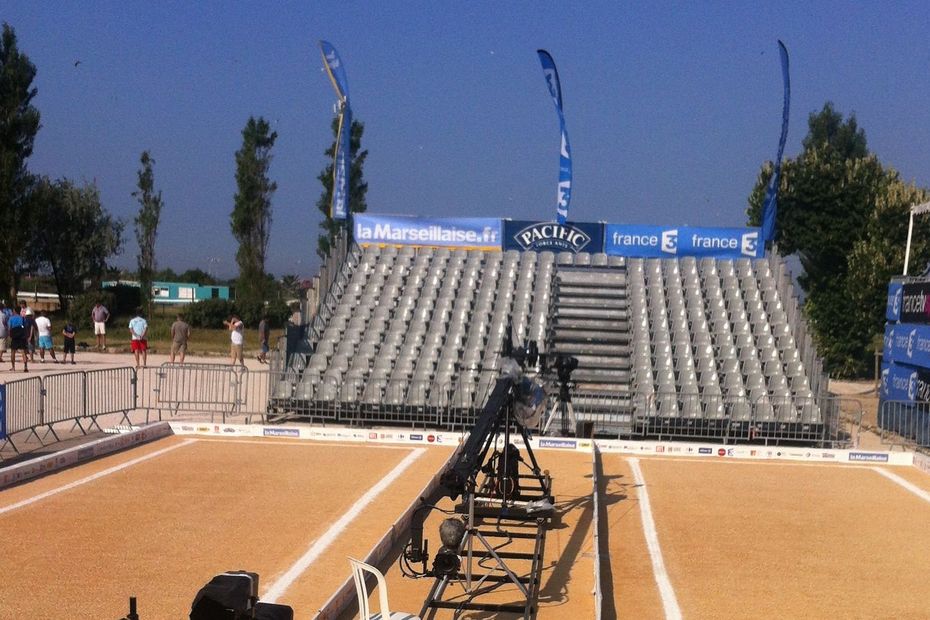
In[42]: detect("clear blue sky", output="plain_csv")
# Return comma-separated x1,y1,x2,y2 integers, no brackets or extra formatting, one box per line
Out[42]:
6,2,930,278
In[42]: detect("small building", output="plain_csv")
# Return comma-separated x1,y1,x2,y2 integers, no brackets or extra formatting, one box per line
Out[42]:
103,280,232,304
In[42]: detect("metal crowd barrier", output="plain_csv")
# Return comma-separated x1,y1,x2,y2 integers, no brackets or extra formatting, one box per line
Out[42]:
879,400,930,448
0,368,135,454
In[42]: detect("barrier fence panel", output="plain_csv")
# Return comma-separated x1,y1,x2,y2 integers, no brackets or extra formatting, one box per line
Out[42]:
2,376,43,450
41,370,87,440
85,367,136,422
879,400,930,448
138,364,245,423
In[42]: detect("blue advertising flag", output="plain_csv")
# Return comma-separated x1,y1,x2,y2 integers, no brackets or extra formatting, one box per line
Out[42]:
537,50,572,225
319,40,349,101
319,41,351,220
760,40,791,244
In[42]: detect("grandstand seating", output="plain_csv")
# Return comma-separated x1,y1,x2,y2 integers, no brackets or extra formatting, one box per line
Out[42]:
274,241,831,443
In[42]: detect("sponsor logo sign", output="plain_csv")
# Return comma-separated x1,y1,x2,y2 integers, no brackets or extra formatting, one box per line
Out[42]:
605,224,763,259
263,428,300,438
503,220,604,254
698,447,713,455
539,439,578,449
882,361,930,403
887,281,903,322
884,323,930,368
899,281,930,324
848,451,890,463
410,433,423,441
353,215,501,251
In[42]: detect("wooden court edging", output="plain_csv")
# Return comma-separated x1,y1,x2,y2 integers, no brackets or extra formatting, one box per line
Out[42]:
592,444,604,620
312,446,461,620
0,422,172,490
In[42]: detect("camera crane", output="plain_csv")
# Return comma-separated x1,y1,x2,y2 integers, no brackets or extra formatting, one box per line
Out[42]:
402,342,555,619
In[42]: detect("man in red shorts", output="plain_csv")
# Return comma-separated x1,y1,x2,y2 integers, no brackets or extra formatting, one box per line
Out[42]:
128,307,148,368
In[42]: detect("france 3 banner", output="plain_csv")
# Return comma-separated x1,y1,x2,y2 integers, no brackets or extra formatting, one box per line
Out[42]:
502,220,604,254
899,281,930,324
605,224,763,259
882,323,930,368
352,215,502,251
886,281,903,322
880,361,930,403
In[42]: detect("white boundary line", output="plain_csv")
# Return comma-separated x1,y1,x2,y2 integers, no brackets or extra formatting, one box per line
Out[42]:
0,439,196,516
628,458,682,620
190,438,414,450
262,447,426,603
872,467,930,504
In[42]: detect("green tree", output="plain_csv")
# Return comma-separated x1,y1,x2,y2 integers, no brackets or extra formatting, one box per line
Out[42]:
28,177,124,311
748,102,929,376
0,23,40,301
133,151,163,314
231,116,277,305
316,116,368,260
177,268,216,285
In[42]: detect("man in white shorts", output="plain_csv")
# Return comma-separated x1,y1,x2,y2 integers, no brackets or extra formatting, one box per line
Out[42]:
35,310,58,363
91,301,110,351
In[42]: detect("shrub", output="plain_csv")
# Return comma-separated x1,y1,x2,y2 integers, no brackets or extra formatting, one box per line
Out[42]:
184,298,235,329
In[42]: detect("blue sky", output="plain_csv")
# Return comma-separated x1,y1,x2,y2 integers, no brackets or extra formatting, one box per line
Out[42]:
6,2,930,278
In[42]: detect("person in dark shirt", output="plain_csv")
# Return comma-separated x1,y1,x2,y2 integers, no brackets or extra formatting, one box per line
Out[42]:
23,309,37,363
62,320,77,365
8,313,28,372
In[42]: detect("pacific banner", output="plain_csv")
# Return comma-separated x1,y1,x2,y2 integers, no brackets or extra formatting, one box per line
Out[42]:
760,40,791,245
503,220,604,254
605,224,763,259
320,40,351,221
353,214,502,251
537,50,572,225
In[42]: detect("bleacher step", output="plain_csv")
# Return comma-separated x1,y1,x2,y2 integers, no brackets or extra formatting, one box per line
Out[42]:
552,318,629,331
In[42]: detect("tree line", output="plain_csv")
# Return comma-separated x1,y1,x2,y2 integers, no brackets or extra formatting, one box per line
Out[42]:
748,103,930,377
0,22,368,319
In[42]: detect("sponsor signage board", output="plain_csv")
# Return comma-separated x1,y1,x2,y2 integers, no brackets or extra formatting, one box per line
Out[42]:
263,428,300,438
503,220,604,254
538,438,577,449
899,282,930,324
848,451,890,463
0,384,5,440
353,214,501,251
882,323,930,368
887,281,903,322
879,361,930,403
605,224,763,259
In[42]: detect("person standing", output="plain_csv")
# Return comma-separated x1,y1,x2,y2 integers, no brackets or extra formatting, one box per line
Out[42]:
169,313,191,364
0,301,8,365
34,310,58,363
61,319,77,365
128,307,148,368
91,301,110,351
23,309,37,363
224,314,244,366
8,312,28,372
257,314,270,363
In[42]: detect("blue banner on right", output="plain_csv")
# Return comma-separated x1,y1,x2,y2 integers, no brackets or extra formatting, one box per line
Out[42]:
605,224,763,259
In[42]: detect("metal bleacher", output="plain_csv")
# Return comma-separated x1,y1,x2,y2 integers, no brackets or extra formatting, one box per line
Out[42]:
273,240,833,444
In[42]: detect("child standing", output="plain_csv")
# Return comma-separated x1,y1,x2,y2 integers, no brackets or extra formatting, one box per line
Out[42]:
62,320,76,364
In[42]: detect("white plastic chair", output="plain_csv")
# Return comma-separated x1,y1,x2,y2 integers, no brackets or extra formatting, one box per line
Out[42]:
348,557,420,620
